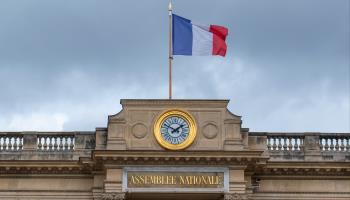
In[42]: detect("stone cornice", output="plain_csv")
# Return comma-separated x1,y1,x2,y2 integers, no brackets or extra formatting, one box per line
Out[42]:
120,99,230,108
251,161,350,176
92,150,268,166
0,160,92,174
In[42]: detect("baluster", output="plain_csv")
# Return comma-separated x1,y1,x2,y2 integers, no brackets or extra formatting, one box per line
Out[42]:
59,136,63,151
346,138,350,152
339,138,344,151
272,137,277,151
320,138,326,151
282,137,287,151
13,137,18,151
7,137,11,151
267,137,271,150
288,137,293,151
296,137,300,151
335,138,340,151
18,137,23,150
3,137,7,151
320,138,324,151
9,137,13,151
37,137,42,150
2,136,5,151
0,136,3,151
9,137,13,150
330,138,335,151
293,137,298,151
64,136,69,151
5,137,8,150
277,137,282,151
5,137,9,151
53,137,58,151
43,136,48,151
48,137,53,151
301,137,305,151
70,137,74,150
324,138,329,151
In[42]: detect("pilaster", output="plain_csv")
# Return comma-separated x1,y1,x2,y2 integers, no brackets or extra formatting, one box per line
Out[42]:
104,168,123,193
229,168,247,194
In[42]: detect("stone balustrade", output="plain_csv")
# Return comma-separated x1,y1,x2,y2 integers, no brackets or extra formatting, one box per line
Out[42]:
319,133,350,152
1,131,349,162
0,133,23,151
37,134,75,151
0,131,95,160
249,132,350,161
265,133,304,151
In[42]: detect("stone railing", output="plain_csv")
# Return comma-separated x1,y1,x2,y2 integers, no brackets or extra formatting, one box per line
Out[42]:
0,133,23,151
319,133,350,152
265,133,304,151
0,132,95,160
37,134,75,151
2,131,349,162
249,132,350,161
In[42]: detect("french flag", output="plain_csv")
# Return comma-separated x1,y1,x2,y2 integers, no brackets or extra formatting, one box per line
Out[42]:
172,14,228,57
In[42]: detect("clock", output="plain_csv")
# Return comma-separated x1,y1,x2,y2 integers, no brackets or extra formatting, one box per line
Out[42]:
154,109,197,150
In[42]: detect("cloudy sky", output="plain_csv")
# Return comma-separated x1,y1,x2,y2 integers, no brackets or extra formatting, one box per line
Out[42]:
0,0,349,132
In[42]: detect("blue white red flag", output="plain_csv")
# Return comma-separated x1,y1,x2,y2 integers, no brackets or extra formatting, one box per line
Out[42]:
172,14,228,57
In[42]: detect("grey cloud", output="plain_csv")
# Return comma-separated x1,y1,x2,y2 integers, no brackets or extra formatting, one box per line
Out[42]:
0,0,348,132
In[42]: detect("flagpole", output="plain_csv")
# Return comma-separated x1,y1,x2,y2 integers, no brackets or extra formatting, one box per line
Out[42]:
168,1,173,99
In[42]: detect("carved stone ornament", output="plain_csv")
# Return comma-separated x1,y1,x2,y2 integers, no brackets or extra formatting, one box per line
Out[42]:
101,192,125,200
224,193,248,200
202,123,218,139
131,123,148,139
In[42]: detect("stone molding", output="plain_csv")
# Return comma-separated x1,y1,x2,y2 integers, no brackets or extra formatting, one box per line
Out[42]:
101,192,125,200
119,99,230,108
93,150,267,166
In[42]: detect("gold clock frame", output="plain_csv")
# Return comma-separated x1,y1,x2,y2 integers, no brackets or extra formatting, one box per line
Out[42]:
153,109,197,150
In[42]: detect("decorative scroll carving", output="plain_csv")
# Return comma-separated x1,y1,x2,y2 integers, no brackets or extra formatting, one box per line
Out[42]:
224,193,251,200
101,192,125,200
224,193,243,200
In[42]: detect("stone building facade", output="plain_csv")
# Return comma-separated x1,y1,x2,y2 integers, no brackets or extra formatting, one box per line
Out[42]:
0,99,349,200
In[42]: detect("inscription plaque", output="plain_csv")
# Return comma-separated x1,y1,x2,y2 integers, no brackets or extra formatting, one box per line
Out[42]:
123,167,228,193
128,171,224,188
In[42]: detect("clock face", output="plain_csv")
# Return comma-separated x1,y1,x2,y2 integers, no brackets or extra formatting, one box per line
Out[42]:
160,116,190,145
154,109,197,150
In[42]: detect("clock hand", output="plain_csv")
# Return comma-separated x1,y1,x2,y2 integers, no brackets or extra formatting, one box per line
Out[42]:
164,124,175,130
171,124,184,133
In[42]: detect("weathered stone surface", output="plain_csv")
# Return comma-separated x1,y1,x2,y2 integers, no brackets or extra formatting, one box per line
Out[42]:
0,99,349,199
